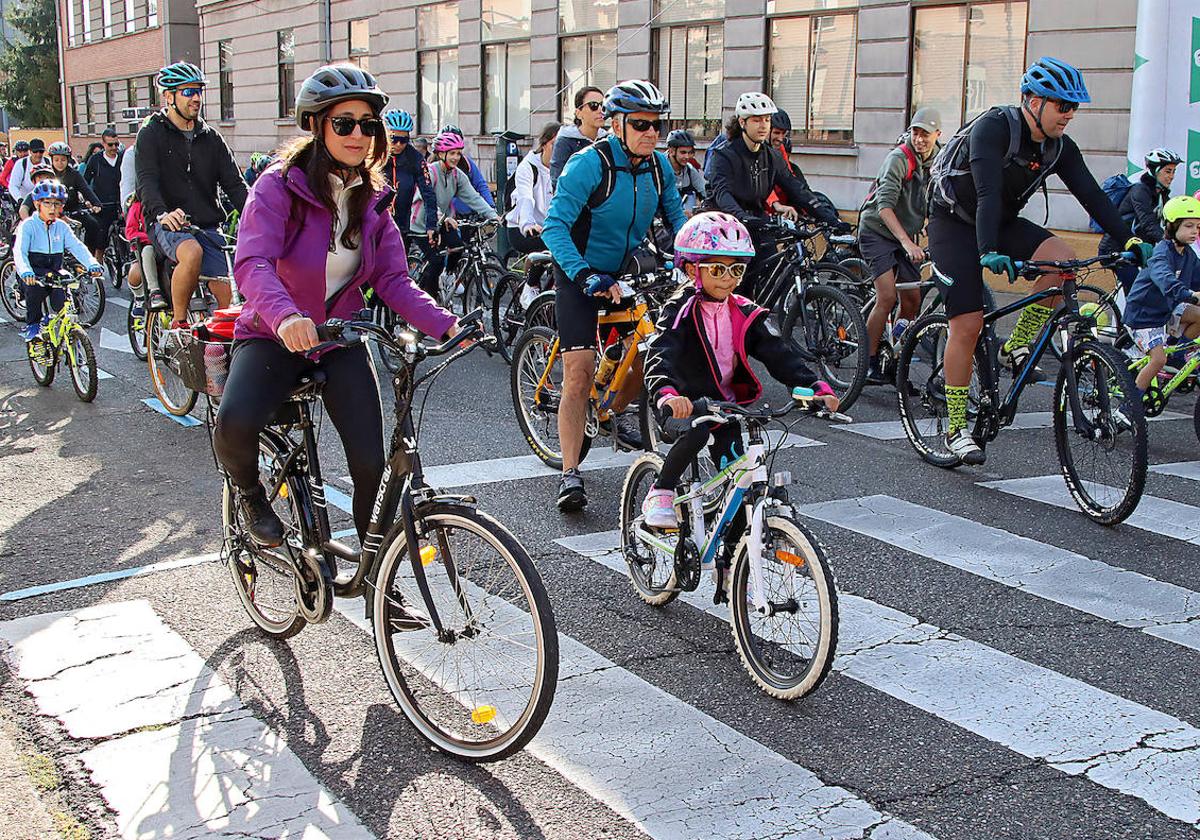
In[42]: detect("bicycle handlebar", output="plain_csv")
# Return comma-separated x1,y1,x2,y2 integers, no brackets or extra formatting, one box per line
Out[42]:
1013,251,1135,280
311,308,495,360
660,392,849,436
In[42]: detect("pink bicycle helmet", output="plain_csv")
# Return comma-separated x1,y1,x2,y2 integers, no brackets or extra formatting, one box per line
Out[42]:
433,131,465,153
674,211,755,267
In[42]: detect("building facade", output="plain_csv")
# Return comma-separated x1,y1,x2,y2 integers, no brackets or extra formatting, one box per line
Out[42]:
186,0,1134,232
56,0,201,155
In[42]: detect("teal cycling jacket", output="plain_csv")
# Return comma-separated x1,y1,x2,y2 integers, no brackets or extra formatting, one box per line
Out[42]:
542,135,686,285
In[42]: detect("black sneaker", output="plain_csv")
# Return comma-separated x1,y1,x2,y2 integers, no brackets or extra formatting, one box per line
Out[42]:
999,341,1047,383
557,468,587,512
613,411,644,450
865,363,890,386
237,485,286,547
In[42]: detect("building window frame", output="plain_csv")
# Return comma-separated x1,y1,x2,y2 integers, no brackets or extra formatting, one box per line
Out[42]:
147,0,156,27
218,39,235,122
767,9,859,146
652,20,725,140
66,0,78,45
417,2,459,134
81,0,92,42
558,31,617,122
101,0,112,38
348,18,370,69
277,28,295,119
124,0,134,33
483,39,531,135
481,0,531,42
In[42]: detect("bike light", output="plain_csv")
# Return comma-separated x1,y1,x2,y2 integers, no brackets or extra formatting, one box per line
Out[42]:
279,483,288,499
771,471,792,487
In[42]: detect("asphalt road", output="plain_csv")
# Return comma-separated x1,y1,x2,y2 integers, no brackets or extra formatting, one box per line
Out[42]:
1,291,1199,840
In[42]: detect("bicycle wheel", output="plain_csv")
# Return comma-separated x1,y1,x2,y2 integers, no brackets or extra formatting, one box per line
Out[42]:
490,272,526,364
1,259,25,322
510,326,591,469
730,515,837,700
895,313,977,468
72,272,106,328
27,337,56,386
782,283,868,411
147,312,199,416
66,328,98,402
127,301,148,360
1052,284,1122,361
619,454,679,606
1053,340,1147,525
522,291,556,332
222,440,308,639
372,502,558,762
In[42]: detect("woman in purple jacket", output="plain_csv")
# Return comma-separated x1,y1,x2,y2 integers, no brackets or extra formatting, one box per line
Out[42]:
214,64,459,547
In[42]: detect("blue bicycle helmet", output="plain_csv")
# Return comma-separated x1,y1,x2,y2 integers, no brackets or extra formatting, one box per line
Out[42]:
1020,57,1090,103
31,180,67,202
602,80,669,117
157,61,207,90
384,110,414,132
13,140,28,152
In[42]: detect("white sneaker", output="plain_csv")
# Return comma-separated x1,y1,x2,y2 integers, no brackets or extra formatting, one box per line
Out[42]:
641,488,678,529
945,429,986,465
518,283,539,309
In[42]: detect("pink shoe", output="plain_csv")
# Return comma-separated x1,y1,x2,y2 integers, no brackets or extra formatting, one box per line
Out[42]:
641,488,678,529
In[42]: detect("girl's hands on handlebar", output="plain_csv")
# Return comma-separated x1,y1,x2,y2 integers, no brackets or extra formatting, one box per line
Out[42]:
663,395,693,419
278,314,321,353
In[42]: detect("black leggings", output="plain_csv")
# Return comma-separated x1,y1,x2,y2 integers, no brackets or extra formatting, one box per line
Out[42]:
213,339,385,539
22,280,65,326
416,226,463,301
655,420,744,491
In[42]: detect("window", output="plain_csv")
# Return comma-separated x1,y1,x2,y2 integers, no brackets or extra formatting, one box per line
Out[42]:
769,12,857,144
348,18,370,69
72,87,83,132
417,2,459,133
126,78,138,131
484,41,530,133
654,0,723,24
654,24,723,139
81,0,92,41
482,0,530,41
124,0,134,32
277,29,295,118
219,40,234,121
105,82,116,129
147,0,156,26
911,1,1028,136
102,0,112,38
66,0,77,45
559,0,616,33
559,33,616,120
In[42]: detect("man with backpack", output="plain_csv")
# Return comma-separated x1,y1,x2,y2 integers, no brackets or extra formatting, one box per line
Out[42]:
1097,147,1182,292
925,57,1153,465
542,79,687,512
859,107,941,385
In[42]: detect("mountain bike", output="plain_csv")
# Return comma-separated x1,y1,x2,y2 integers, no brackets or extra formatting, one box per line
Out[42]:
24,271,100,402
1,251,105,327
103,204,134,290
430,218,504,320
619,392,844,699
217,314,558,761
491,249,555,364
1125,334,1200,441
896,252,1147,525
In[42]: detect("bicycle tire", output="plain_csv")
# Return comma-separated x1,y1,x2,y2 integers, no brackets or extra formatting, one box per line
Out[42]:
27,337,56,386
67,328,98,402
72,272,106,328
510,325,592,469
127,302,148,360
895,312,964,468
1053,340,1147,525
1,259,25,322
729,515,838,700
222,440,308,639
147,312,199,416
781,281,868,412
372,502,558,762
522,291,556,333
619,454,679,606
490,272,526,364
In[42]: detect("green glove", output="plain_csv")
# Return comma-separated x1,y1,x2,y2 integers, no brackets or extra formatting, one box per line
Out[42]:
979,251,1016,283
1125,237,1154,268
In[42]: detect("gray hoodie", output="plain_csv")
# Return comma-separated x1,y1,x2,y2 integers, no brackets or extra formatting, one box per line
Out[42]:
549,124,608,190
410,160,497,235
858,136,939,242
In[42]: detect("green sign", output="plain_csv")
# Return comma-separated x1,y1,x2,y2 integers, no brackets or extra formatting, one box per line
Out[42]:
1192,17,1200,104
1189,129,1200,195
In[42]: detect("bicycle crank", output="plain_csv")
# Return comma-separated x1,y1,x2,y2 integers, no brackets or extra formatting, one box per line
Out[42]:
673,537,701,592
294,547,333,623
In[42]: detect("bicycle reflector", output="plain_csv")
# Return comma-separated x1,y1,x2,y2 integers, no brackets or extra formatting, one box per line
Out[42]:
776,550,806,568
471,705,498,724
419,545,437,566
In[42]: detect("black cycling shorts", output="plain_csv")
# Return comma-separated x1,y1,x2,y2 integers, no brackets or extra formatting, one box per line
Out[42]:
553,265,631,353
927,210,1053,317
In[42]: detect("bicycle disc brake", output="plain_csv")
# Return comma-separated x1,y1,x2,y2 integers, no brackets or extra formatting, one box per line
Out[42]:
674,538,701,592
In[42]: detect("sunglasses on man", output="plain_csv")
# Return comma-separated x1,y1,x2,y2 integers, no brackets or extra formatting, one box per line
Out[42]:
1048,98,1078,114
389,134,409,144
176,87,205,98
328,116,384,137
625,118,663,133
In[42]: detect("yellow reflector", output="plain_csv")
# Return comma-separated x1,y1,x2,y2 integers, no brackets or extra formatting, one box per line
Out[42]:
419,545,437,566
278,483,288,499
776,549,806,568
471,705,497,724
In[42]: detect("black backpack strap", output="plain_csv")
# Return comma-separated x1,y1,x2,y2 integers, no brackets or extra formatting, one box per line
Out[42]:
586,140,618,210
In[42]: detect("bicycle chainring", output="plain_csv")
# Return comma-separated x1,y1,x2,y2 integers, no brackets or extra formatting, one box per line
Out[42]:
674,537,701,592
294,549,332,623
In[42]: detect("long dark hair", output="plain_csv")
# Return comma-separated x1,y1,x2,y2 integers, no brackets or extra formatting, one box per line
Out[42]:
723,115,743,141
535,122,559,152
573,86,603,127
278,108,387,250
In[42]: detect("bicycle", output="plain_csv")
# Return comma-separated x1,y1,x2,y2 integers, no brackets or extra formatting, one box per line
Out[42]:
619,392,843,699
216,314,558,761
490,249,555,364
431,218,504,320
1125,334,1200,440
0,249,105,327
509,261,677,469
102,204,134,290
896,252,1147,525
24,271,100,402
146,225,236,416
748,218,868,410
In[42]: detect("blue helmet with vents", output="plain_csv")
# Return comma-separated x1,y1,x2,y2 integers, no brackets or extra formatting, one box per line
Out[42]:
1020,57,1090,103
384,110,414,132
31,180,67,202
157,61,207,91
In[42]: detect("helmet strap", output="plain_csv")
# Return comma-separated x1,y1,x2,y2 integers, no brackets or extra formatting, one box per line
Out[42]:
166,92,196,130
1021,96,1049,140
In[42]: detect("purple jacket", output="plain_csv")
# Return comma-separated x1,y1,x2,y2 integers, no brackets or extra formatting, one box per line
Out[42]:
233,163,456,342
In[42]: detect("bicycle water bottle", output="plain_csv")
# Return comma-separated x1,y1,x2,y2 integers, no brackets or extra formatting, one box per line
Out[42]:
892,318,910,344
594,343,623,389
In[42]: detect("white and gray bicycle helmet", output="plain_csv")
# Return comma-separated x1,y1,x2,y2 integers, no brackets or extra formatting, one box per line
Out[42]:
46,141,72,158
1145,147,1183,173
295,63,389,131
735,92,778,118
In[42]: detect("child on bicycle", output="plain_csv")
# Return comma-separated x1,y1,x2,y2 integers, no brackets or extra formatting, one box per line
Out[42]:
13,180,103,341
641,211,838,528
1124,195,1200,401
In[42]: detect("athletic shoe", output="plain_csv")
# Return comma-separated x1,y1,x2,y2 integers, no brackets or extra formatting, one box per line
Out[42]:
147,288,168,311
945,429,986,465
998,341,1047,383
237,485,285,547
641,488,678,529
613,410,644,450
20,323,41,342
557,468,587,512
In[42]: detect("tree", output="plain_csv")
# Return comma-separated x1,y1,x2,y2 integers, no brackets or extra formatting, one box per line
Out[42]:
0,0,62,126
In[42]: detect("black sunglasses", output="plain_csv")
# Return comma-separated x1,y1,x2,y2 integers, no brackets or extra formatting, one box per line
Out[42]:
327,116,384,137
625,117,663,133
1049,98,1079,114
389,134,409,143
580,101,602,112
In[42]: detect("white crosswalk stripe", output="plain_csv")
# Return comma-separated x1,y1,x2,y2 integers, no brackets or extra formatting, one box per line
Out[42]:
556,530,1200,827
99,326,134,354
838,411,1188,440
799,494,1200,652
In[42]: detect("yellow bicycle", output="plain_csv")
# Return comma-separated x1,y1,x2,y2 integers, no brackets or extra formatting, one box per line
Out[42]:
25,272,99,402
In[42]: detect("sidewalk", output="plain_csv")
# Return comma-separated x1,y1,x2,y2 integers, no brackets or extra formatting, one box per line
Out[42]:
0,707,76,840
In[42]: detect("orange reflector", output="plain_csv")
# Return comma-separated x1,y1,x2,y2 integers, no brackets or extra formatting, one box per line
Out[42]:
837,326,848,341
776,549,806,568
278,483,289,499
419,545,437,566
471,705,497,724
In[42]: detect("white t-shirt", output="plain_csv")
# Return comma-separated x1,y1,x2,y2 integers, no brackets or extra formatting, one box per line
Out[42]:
325,173,363,302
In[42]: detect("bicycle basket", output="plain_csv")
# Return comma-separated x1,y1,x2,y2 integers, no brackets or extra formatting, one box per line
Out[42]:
171,329,231,397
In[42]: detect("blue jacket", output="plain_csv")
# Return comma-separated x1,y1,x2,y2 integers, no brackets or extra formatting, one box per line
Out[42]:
13,216,100,278
702,133,730,182
383,146,436,233
451,155,495,216
542,135,687,284
1124,239,1200,330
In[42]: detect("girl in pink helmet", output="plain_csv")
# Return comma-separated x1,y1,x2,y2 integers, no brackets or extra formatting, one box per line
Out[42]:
641,212,838,528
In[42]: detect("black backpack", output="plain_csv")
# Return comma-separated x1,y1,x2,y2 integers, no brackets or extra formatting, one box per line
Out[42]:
586,138,667,219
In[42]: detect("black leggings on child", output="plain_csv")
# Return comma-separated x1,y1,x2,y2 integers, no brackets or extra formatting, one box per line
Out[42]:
654,420,744,490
